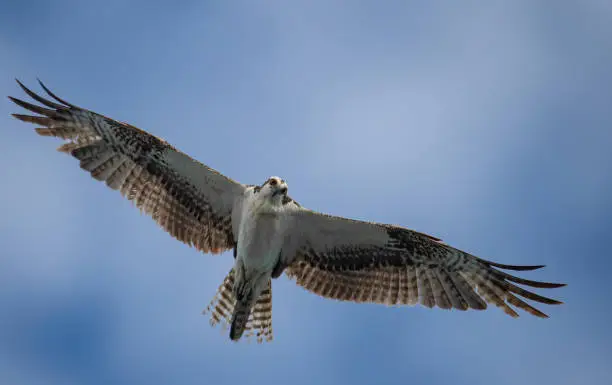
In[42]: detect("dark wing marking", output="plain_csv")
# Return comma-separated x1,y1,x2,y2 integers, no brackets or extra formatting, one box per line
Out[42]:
282,209,565,318
10,80,246,254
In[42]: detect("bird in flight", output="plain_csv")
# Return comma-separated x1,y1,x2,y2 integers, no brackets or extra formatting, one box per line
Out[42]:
9,80,565,343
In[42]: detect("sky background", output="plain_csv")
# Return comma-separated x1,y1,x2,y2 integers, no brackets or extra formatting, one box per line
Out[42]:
1,1,611,384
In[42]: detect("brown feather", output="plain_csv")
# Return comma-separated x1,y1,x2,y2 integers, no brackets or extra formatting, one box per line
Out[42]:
284,217,564,319
10,80,241,255
203,269,274,343
16,79,67,109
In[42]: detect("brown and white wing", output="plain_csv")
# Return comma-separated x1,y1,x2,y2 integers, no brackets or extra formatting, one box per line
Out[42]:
9,80,245,254
280,208,566,318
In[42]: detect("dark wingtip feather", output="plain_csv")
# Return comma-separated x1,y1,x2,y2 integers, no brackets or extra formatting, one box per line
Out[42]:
8,96,60,117
504,281,564,305
491,262,545,271
496,271,567,289
37,78,75,108
15,78,67,109
474,256,546,271
518,280,566,289
15,78,28,90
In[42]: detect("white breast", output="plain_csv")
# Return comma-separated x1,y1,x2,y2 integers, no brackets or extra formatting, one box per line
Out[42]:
236,192,285,274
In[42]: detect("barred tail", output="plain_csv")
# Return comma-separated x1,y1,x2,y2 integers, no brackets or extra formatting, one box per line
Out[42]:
202,268,274,343
245,282,273,342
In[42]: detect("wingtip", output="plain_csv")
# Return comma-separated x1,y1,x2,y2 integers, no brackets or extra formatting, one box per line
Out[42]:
37,78,49,92
548,282,567,289
15,78,30,93
37,78,52,95
35,78,75,107
518,264,546,271
495,263,546,271
477,257,547,271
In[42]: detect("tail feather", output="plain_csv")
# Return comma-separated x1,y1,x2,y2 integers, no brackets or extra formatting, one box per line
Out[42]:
203,269,236,328
202,268,274,343
244,281,273,343
229,300,252,341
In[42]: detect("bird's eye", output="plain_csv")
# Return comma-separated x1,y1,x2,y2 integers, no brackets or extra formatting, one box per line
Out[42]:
270,179,277,186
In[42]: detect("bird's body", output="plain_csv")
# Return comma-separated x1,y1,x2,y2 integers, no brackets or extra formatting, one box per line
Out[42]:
230,181,290,339
8,80,566,343
237,183,287,275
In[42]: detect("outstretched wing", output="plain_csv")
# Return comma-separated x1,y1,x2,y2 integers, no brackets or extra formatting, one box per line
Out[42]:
9,80,245,254
280,208,565,318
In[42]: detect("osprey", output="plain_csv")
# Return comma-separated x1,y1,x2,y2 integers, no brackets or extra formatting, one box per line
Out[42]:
9,80,565,343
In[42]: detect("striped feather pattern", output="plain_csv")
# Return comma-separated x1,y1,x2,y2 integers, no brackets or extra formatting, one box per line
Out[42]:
10,80,245,255
9,79,567,341
284,224,564,318
203,269,273,343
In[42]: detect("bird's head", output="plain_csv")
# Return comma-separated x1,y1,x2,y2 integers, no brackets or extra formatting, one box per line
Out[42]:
260,176,288,203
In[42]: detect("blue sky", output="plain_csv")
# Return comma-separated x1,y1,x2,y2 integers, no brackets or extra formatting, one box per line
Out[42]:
1,1,611,384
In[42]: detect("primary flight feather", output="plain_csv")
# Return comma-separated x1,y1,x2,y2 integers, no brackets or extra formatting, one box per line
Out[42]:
9,80,565,343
